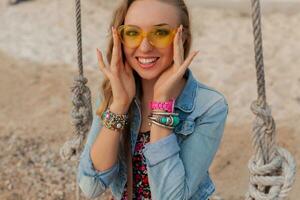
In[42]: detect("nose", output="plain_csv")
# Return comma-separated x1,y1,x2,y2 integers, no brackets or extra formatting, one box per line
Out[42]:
138,37,153,53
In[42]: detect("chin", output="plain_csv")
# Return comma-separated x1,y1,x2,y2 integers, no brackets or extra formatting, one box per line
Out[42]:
129,62,156,80
134,69,160,81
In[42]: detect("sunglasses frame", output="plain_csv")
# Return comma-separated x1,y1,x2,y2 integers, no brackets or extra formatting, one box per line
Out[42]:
117,24,178,48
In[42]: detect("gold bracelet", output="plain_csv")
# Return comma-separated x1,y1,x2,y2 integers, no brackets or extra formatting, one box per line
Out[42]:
100,108,128,131
151,110,179,116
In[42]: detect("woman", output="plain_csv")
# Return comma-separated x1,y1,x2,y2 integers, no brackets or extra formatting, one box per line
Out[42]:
77,0,229,199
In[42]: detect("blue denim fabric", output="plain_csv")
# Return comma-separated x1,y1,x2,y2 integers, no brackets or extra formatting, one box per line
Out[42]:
77,68,229,200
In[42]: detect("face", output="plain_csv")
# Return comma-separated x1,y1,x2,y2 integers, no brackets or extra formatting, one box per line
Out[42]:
123,0,180,81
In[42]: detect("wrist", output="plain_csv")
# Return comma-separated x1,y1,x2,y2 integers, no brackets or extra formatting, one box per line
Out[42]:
153,95,169,102
101,105,129,132
109,103,129,114
150,97,175,113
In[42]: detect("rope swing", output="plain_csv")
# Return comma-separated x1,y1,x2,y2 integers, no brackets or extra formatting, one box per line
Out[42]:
246,0,296,199
60,0,93,162
60,0,296,199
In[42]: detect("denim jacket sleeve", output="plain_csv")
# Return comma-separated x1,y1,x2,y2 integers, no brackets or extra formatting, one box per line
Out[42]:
77,97,120,199
142,97,228,200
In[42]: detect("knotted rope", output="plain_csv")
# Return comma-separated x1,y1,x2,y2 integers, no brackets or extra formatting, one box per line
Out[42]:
60,0,93,161
59,1,93,199
246,0,296,199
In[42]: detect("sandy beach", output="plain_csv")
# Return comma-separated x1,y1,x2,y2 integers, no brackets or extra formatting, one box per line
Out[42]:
0,0,299,199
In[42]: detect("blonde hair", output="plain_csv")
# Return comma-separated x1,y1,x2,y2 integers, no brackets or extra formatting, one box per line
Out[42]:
96,0,192,165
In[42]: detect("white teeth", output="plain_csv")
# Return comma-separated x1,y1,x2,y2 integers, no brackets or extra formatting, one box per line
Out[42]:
138,57,158,64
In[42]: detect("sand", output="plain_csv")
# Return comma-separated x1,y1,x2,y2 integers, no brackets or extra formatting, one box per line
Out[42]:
0,0,299,199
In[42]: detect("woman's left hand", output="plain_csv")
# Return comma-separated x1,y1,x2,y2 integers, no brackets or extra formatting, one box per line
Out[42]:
153,24,199,101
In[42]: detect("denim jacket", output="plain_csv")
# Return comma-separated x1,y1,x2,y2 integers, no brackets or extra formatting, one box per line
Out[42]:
77,68,229,200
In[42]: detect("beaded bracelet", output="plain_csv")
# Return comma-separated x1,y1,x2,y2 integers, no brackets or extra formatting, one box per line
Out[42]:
149,98,175,113
100,108,128,131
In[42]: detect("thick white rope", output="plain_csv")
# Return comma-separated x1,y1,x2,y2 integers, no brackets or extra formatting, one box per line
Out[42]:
245,1,297,199
245,101,296,200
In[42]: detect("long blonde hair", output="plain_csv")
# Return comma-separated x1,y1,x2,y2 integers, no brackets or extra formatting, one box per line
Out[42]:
96,0,192,169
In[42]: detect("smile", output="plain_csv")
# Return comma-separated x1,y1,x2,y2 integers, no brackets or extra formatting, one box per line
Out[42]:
136,57,159,69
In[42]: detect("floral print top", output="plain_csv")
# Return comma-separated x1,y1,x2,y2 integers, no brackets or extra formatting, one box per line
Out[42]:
121,131,152,200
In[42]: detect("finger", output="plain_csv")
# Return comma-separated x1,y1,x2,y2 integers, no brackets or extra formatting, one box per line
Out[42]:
173,25,184,67
112,26,124,73
179,25,184,58
179,50,199,74
96,48,110,78
173,26,180,66
115,28,123,64
111,27,119,70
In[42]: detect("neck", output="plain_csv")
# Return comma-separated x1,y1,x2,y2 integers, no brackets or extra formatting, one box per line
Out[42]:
140,78,156,107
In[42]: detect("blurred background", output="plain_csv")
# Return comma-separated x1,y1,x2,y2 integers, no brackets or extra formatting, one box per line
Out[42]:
0,0,299,199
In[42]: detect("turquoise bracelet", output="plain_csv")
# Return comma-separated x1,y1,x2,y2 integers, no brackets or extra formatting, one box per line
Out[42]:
148,114,180,127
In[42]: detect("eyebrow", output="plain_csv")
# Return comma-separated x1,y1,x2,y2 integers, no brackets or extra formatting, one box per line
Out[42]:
124,23,170,28
154,23,169,26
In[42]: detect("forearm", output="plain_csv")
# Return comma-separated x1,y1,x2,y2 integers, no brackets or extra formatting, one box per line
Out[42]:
90,103,129,172
149,122,172,143
90,128,121,172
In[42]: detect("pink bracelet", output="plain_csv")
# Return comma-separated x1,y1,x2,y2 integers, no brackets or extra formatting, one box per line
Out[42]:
149,98,175,113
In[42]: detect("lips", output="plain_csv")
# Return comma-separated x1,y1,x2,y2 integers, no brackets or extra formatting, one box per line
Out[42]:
136,57,159,69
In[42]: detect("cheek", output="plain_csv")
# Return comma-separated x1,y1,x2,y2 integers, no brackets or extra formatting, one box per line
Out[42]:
123,46,132,57
123,47,135,62
160,45,174,63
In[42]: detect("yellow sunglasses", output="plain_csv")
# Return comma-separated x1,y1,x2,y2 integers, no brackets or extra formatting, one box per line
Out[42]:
117,24,177,49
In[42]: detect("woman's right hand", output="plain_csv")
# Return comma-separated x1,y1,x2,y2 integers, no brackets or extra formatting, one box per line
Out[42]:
96,27,136,113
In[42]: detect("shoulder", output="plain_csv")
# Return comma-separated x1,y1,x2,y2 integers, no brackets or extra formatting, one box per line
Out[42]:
193,79,229,120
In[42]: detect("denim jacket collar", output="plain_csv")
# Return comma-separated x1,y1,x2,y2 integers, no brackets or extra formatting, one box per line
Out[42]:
133,68,197,113
174,68,197,112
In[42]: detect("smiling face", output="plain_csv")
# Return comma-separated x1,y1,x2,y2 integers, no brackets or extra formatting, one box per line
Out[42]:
123,0,180,81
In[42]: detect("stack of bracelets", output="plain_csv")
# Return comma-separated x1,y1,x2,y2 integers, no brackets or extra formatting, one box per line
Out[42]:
99,98,180,132
147,98,180,130
100,108,129,132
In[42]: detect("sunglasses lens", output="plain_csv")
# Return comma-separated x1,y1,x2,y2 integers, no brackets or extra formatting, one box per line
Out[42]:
117,25,175,48
148,26,174,48
118,25,141,48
